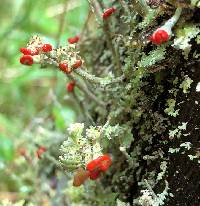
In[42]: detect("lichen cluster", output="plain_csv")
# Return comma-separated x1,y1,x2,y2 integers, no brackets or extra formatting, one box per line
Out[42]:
18,0,200,205
60,1,199,205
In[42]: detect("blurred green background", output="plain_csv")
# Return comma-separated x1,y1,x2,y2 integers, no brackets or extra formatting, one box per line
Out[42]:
0,0,88,201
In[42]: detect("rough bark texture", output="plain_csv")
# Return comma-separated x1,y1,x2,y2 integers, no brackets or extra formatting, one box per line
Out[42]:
166,61,200,206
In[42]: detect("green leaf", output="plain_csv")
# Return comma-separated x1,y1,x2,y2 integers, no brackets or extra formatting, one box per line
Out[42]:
0,134,14,162
52,106,76,131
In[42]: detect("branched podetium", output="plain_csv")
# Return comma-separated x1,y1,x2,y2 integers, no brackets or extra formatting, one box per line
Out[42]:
19,35,83,74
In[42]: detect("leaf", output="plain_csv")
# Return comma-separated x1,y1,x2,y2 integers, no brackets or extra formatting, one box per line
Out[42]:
0,134,14,162
52,106,76,131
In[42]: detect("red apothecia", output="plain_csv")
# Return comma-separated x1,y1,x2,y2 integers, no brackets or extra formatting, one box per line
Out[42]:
89,170,101,180
86,154,112,180
150,29,170,45
149,8,182,45
102,7,116,19
20,48,39,56
20,55,34,66
73,154,112,187
66,81,76,93
42,44,53,52
59,63,72,74
97,154,112,171
19,35,83,76
68,35,80,44
72,59,82,69
36,146,46,159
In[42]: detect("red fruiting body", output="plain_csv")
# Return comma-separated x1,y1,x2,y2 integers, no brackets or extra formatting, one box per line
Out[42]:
20,48,26,53
86,159,100,171
42,44,53,52
68,35,80,44
59,63,72,74
20,48,39,56
39,146,46,152
102,7,116,19
150,29,170,45
86,155,112,181
89,170,101,180
72,59,82,69
20,55,34,65
86,154,112,180
97,154,112,172
67,81,76,93
20,48,30,55
36,146,46,159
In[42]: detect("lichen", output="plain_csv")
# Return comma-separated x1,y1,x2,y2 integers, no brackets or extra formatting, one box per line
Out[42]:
179,75,193,94
24,1,200,205
138,46,166,68
169,122,187,139
172,25,200,59
164,99,179,117
59,123,103,171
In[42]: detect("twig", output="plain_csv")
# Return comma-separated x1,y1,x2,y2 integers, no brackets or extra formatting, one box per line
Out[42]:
74,68,125,85
73,76,106,107
72,91,95,125
53,2,68,90
67,73,105,107
96,0,122,75
49,89,63,109
144,179,157,199
103,22,122,75
56,1,68,47
87,0,101,25
34,55,124,85
80,11,93,38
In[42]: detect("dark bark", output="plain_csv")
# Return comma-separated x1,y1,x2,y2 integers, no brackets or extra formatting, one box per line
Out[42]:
166,61,200,206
